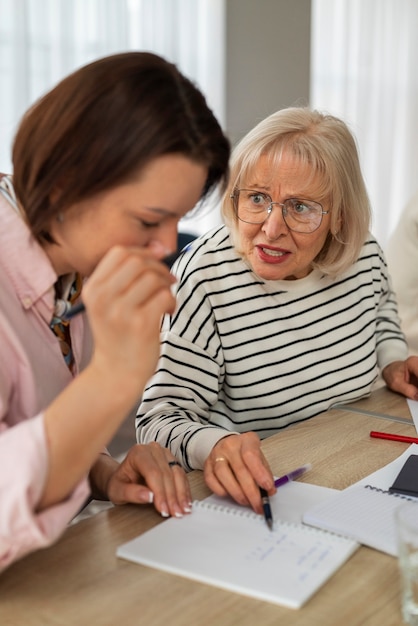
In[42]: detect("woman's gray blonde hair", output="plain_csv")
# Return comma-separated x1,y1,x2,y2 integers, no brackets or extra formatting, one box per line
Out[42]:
221,107,371,276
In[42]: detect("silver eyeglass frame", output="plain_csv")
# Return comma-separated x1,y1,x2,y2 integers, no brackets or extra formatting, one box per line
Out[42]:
230,189,329,233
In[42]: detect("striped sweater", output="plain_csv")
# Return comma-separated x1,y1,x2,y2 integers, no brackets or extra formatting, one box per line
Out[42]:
136,225,407,470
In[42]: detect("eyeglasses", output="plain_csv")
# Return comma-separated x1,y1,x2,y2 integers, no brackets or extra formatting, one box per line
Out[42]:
231,189,329,234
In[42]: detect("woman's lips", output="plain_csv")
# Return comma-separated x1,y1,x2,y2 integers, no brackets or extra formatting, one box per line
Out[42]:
256,245,290,264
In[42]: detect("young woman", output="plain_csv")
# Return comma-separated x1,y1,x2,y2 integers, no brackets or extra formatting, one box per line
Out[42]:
0,51,229,571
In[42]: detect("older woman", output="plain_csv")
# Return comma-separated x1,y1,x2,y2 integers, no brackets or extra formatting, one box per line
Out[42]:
136,107,418,513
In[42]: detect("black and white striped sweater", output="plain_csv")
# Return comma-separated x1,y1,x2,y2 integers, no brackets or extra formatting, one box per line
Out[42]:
136,225,407,470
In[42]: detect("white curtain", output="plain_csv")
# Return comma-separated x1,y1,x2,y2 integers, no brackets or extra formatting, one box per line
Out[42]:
311,0,418,248
0,0,225,234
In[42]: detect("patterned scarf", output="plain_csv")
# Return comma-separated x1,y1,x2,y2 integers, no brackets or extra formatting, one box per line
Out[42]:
50,273,83,372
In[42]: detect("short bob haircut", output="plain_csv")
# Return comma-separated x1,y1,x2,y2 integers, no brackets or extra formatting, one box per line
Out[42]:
13,52,230,242
221,107,371,277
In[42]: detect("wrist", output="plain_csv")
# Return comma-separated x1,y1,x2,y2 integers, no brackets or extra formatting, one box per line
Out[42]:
85,358,145,415
89,453,119,500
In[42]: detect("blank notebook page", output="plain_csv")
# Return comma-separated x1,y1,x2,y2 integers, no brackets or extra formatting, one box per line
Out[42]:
303,485,408,556
303,444,418,557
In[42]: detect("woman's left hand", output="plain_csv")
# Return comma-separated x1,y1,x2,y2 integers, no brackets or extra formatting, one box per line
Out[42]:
106,442,192,518
382,357,418,400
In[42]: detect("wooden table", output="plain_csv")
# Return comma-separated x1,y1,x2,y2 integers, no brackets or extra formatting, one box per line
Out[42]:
1,391,416,626
334,384,413,423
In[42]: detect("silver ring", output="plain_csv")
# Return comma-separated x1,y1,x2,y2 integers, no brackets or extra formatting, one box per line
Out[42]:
168,461,182,468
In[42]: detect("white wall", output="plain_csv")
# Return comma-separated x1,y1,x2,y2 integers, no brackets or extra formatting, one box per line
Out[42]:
225,0,311,147
183,0,311,236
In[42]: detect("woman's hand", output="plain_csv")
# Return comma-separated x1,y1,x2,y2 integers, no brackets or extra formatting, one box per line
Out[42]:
203,432,275,514
41,246,177,510
382,357,418,400
105,442,192,518
83,245,176,399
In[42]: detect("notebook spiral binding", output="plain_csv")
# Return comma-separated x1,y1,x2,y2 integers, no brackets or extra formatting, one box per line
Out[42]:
364,484,415,501
196,500,355,541
197,500,260,519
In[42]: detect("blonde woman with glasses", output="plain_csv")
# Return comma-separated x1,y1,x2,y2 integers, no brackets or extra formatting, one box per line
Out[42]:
137,107,418,515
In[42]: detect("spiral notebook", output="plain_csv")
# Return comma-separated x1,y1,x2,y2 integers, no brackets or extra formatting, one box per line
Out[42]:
117,494,358,609
303,444,418,557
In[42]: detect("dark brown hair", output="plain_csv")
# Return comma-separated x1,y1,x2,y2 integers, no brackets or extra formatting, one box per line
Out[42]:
12,52,230,241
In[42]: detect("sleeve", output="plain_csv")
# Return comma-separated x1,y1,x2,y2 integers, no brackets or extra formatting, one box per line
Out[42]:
0,414,90,572
372,240,408,370
136,262,235,471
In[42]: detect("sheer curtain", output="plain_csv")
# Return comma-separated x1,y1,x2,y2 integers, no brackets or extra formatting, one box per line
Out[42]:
311,0,418,248
0,0,225,234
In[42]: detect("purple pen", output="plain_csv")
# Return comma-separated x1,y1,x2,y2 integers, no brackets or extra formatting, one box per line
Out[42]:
274,463,312,488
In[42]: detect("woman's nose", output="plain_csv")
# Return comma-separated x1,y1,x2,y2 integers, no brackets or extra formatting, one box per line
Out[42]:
261,204,289,239
158,224,180,255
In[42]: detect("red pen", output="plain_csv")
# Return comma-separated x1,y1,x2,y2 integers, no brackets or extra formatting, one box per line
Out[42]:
370,431,418,444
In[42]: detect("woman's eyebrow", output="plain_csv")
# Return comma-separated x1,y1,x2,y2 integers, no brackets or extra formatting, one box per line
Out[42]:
245,183,271,192
143,206,178,216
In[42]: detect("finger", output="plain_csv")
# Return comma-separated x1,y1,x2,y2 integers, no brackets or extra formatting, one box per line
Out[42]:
204,456,232,498
102,256,173,301
86,252,175,312
165,460,193,515
406,358,418,384
93,245,173,282
205,433,275,512
207,455,253,507
111,482,155,506
221,457,265,512
110,444,170,515
399,382,418,401
118,252,176,292
144,443,190,518
240,433,275,492
116,271,176,319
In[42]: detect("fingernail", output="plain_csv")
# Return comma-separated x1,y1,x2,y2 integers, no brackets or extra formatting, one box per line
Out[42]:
138,490,154,504
160,503,169,517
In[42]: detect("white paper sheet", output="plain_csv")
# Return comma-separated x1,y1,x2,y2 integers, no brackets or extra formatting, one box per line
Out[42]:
407,399,418,433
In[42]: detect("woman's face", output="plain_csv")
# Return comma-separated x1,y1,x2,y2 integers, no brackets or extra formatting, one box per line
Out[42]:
47,154,207,276
235,152,331,281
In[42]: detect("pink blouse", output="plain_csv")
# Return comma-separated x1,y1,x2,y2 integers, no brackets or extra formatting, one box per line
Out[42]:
0,191,93,571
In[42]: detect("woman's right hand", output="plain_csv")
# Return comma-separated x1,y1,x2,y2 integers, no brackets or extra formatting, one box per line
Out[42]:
203,432,276,514
82,245,176,397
